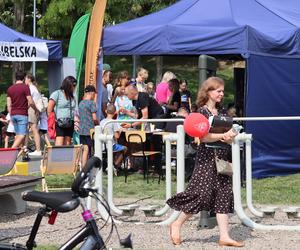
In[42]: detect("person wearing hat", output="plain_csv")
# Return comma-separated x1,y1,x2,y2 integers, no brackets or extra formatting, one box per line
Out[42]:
78,85,99,166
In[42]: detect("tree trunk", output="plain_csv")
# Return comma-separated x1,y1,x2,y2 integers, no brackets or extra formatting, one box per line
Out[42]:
155,56,163,83
12,0,25,81
132,55,141,78
13,0,25,32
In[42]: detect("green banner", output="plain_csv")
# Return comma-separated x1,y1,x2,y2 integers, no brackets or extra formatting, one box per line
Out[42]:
68,13,90,99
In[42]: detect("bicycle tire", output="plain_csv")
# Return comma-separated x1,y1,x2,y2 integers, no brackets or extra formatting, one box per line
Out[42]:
0,243,28,250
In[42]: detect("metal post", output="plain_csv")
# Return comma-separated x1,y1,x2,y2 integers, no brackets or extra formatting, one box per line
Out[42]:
132,55,137,79
92,126,111,222
93,119,185,225
106,134,123,215
198,55,217,88
232,133,300,230
158,125,185,225
32,0,36,76
245,137,264,217
154,133,175,216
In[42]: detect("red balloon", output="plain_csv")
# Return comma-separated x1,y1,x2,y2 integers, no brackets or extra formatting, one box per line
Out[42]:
184,113,210,138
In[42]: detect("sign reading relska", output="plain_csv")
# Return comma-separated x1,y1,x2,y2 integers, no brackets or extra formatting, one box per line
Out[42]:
0,42,49,61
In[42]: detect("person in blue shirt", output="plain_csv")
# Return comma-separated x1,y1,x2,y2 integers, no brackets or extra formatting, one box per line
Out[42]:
78,85,99,166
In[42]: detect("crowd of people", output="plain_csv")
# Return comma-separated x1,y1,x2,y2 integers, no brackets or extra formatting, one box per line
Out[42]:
0,67,243,247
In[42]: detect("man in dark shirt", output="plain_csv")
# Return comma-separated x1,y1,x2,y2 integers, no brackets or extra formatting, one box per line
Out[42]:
125,84,165,129
125,84,164,175
7,71,37,148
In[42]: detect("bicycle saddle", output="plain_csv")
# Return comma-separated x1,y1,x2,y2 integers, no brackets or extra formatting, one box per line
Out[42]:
22,190,80,212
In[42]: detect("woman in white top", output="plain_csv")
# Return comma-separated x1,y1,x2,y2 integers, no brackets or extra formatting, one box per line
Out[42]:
25,73,42,156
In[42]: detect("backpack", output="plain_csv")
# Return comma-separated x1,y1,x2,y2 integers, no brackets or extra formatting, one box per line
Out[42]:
36,95,48,113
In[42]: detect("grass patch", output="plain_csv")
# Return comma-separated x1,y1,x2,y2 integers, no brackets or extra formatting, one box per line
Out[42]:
33,173,74,191
103,173,178,200
248,173,300,205
41,172,300,205
36,246,60,250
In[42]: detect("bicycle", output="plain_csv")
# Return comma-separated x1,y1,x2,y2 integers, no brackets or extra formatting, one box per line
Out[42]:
0,156,133,250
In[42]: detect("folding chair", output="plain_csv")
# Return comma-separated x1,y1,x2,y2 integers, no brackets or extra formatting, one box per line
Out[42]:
40,145,83,192
0,148,20,176
125,131,162,183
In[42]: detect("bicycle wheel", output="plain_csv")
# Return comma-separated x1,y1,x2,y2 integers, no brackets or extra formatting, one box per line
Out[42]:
0,243,27,250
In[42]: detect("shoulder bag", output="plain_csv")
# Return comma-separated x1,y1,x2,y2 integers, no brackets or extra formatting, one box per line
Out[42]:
56,91,73,128
214,149,233,176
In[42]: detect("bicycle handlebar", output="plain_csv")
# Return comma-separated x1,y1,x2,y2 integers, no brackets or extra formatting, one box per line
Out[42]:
71,156,102,198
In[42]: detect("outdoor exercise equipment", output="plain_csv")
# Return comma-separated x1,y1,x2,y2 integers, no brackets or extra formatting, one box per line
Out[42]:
0,157,132,250
92,115,300,230
232,116,300,230
92,119,185,225
184,113,209,138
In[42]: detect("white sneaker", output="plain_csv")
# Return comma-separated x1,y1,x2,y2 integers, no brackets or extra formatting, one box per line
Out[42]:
29,150,42,157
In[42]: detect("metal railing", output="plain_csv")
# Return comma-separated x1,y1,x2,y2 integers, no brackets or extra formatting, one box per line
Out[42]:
92,119,185,225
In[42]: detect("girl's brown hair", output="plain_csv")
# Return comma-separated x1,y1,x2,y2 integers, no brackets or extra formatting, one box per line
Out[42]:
115,71,130,88
196,77,224,108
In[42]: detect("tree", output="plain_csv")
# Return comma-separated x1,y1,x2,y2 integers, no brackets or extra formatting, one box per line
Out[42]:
12,0,25,78
104,0,177,81
37,0,94,39
105,0,177,25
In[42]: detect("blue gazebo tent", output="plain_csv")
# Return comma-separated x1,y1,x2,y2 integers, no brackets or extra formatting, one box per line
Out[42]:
0,23,62,61
102,0,300,178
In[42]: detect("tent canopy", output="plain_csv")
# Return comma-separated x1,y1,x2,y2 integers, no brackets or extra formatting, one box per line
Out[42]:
0,23,62,61
103,0,300,57
102,0,300,178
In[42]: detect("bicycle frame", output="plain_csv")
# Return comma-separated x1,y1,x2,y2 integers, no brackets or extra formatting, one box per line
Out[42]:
0,156,132,250
59,199,105,250
0,198,105,250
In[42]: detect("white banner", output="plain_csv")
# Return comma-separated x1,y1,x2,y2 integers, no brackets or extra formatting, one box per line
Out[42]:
0,42,49,61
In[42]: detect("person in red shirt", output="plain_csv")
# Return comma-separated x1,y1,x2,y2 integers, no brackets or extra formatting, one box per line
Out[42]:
6,71,38,148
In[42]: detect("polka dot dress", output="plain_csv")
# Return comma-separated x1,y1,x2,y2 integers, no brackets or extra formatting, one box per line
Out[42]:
166,107,234,214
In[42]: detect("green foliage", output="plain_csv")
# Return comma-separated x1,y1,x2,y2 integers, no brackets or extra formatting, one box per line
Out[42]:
217,66,235,107
0,93,6,111
37,0,93,39
104,55,235,105
0,0,14,26
105,0,177,25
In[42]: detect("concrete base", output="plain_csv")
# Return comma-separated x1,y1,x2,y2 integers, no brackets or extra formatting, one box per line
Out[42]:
0,175,41,214
197,211,217,230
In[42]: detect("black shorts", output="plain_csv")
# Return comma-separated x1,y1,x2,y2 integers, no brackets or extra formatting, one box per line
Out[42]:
55,122,74,137
80,135,93,157
39,129,47,135
5,131,15,137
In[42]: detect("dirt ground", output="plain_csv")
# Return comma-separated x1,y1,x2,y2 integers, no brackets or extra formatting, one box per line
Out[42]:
0,200,300,249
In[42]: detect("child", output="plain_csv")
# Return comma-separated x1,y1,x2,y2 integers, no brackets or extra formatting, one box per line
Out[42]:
99,104,127,171
38,110,51,147
4,113,15,148
78,85,99,167
114,85,136,120
146,82,155,98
